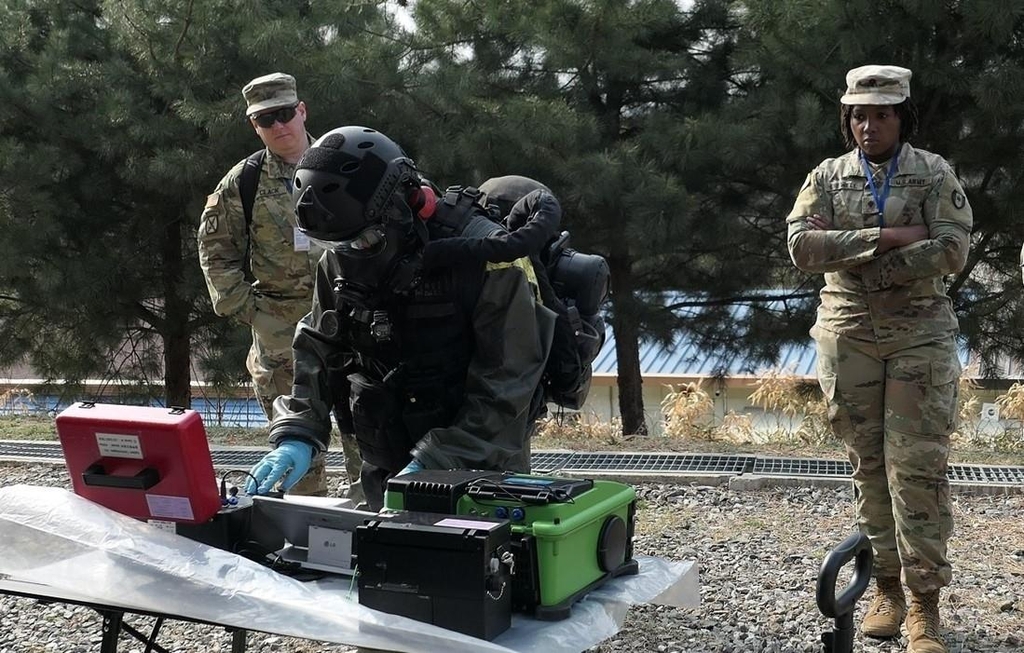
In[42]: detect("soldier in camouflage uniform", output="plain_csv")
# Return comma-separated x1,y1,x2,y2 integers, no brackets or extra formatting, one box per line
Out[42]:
197,73,363,500
787,66,972,653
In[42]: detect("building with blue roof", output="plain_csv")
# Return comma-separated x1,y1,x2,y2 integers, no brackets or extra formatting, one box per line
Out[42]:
583,292,1011,435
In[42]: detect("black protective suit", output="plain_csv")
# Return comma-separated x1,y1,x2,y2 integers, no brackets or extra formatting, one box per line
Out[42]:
268,204,554,508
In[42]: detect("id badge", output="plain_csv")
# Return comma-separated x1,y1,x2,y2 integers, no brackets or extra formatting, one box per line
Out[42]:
293,227,311,252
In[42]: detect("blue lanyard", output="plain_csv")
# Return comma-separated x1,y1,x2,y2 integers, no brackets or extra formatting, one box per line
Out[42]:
860,146,900,227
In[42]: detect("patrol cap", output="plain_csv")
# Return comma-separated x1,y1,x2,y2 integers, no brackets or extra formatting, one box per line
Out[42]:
242,72,298,116
840,65,911,106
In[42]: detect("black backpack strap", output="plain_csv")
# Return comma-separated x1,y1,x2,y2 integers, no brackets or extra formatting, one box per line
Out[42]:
239,148,267,231
238,148,266,282
431,185,491,237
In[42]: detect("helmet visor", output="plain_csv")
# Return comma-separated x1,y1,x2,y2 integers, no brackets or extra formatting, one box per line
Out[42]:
309,224,387,258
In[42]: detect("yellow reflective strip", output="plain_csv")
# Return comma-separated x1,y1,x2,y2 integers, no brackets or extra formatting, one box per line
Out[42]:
486,257,542,302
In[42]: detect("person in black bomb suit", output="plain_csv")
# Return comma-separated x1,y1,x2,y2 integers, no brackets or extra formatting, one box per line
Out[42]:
245,126,556,510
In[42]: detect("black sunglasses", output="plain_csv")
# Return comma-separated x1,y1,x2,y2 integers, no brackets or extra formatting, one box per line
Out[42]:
251,104,299,128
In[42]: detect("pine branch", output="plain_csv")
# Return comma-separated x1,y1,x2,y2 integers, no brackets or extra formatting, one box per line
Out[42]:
172,0,195,62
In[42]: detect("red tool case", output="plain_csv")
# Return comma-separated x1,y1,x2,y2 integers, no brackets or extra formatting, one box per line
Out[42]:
55,402,220,524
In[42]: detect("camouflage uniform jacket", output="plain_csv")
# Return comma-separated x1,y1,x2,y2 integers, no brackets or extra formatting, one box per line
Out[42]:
197,143,322,330
787,143,973,344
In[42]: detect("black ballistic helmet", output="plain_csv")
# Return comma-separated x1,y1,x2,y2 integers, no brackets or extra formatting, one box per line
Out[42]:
293,126,418,243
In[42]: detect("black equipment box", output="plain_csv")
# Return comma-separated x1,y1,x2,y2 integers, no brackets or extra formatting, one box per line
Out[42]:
355,511,514,641
384,469,503,514
175,503,258,552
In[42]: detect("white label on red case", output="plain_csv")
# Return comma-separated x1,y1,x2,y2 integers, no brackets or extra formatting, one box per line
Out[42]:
95,432,143,459
146,494,195,521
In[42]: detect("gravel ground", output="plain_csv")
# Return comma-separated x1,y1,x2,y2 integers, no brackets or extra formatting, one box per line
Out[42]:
1,461,1022,653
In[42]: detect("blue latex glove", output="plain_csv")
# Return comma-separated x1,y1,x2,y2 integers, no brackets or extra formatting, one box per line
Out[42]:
246,440,314,494
396,458,424,477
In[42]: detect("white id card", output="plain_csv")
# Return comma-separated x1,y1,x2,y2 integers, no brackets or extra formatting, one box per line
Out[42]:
294,227,311,252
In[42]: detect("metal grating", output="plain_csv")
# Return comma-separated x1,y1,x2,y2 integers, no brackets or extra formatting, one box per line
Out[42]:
560,452,754,474
0,441,65,461
208,450,346,468
1,441,1023,485
530,451,575,473
753,458,853,477
209,450,263,467
949,464,1024,484
324,451,347,467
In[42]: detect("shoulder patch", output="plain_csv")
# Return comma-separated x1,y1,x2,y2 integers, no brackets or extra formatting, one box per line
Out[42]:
205,193,220,209
951,189,966,210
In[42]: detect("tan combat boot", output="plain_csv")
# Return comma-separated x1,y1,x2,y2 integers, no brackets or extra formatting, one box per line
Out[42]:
861,576,907,638
907,590,946,653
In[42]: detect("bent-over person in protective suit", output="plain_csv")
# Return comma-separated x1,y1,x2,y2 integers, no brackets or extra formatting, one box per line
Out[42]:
245,125,555,511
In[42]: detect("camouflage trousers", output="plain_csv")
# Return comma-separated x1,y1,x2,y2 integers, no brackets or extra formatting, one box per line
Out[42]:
246,309,297,421
813,327,957,593
248,311,364,501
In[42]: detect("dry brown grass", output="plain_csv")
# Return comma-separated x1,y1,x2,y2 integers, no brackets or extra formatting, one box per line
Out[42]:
660,381,715,439
0,389,36,416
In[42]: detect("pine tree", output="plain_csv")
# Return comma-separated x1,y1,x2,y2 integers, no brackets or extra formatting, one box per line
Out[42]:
399,0,762,433
0,0,400,406
738,0,1024,376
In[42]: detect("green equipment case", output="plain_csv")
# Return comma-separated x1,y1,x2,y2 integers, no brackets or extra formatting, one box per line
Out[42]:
384,471,639,620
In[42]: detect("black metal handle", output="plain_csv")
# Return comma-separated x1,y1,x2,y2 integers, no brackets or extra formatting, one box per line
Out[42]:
817,532,873,653
82,463,160,490
817,532,872,617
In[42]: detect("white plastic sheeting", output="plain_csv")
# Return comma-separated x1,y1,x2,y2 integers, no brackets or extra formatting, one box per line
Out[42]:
0,485,698,653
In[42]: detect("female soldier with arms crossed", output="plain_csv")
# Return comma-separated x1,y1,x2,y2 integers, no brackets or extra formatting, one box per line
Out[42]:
787,65,973,653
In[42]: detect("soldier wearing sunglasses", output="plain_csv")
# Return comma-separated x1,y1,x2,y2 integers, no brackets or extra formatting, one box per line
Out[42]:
197,72,364,501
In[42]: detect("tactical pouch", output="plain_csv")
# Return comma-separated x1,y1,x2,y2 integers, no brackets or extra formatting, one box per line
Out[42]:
400,386,458,439
347,372,415,472
577,312,607,364
544,310,584,395
545,309,606,410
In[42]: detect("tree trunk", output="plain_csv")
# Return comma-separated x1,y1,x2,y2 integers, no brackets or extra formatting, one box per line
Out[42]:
607,255,647,435
162,219,192,408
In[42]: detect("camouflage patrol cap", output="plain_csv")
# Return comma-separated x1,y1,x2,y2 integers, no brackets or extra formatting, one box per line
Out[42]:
242,72,299,116
840,65,912,106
